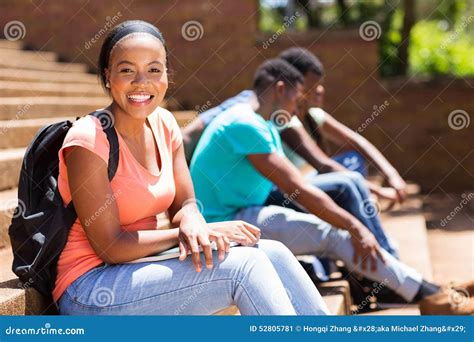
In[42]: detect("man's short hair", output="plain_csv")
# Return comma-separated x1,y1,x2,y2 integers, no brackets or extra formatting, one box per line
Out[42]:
253,58,304,95
279,47,324,77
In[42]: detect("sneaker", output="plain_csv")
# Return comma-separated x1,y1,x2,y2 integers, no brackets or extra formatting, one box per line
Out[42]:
419,281,474,315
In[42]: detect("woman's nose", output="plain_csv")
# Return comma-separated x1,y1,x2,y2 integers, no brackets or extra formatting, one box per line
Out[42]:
132,72,149,85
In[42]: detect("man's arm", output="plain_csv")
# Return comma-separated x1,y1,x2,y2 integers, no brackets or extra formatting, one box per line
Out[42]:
181,116,205,164
280,124,394,201
280,125,346,173
320,113,407,201
247,152,386,270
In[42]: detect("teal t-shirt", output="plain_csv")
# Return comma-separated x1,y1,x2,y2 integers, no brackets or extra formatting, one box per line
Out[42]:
190,103,284,222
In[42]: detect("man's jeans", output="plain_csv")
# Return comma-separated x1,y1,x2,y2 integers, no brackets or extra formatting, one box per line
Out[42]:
235,206,422,302
265,170,399,258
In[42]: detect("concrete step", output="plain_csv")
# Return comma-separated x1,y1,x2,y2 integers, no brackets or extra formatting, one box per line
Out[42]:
0,148,24,192
0,116,76,149
0,40,22,50
0,49,57,62
0,68,97,84
317,280,352,315
0,57,88,73
361,305,420,315
422,193,474,285
0,189,16,249
0,80,106,97
0,248,56,315
381,200,434,281
0,97,109,120
428,229,474,284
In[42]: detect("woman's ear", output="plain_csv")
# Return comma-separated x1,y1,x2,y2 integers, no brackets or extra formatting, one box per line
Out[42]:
104,68,110,88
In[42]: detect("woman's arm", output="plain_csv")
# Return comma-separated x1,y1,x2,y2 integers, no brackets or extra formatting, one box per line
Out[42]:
167,143,229,272
65,146,179,264
320,113,407,201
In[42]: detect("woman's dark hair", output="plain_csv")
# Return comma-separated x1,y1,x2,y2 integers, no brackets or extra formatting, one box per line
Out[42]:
278,47,324,77
253,58,304,95
98,20,168,93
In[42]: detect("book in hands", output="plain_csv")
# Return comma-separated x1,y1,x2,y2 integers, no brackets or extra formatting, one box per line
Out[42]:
126,241,239,264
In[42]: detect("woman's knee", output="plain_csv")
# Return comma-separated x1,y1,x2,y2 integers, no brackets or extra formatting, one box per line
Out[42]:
255,239,294,263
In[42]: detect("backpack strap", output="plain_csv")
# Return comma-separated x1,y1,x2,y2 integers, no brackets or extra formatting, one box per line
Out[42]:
89,110,120,181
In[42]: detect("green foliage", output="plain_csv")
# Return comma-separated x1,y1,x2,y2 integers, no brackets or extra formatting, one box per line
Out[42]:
409,20,474,76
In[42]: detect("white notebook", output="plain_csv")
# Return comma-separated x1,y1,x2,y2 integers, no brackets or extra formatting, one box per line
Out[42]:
126,242,239,264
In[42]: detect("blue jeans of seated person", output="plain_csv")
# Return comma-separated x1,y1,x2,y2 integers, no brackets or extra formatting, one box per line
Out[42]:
333,150,367,177
234,206,421,303
58,240,330,315
265,171,399,259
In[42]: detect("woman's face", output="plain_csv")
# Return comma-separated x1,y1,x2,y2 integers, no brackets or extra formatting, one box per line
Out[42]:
106,34,168,119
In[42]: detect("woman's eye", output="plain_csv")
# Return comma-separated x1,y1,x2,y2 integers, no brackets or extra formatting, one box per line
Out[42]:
119,68,133,73
150,68,161,73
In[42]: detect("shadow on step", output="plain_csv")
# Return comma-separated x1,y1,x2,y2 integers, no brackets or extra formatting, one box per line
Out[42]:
0,278,58,315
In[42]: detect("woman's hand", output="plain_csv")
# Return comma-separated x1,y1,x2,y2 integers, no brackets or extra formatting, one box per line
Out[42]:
349,224,387,272
178,203,229,272
208,220,261,247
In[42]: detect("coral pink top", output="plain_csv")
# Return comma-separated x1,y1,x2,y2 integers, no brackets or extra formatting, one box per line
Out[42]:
52,107,182,302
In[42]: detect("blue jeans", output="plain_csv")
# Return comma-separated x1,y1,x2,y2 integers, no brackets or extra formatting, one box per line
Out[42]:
265,171,399,258
235,206,422,302
58,240,330,315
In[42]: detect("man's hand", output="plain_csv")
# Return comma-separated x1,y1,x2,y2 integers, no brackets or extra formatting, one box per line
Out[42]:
349,224,387,272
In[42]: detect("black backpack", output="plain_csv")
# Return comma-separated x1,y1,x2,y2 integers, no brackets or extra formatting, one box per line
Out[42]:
8,111,119,300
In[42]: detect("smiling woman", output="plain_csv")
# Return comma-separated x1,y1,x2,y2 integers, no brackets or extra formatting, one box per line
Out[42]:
53,20,330,316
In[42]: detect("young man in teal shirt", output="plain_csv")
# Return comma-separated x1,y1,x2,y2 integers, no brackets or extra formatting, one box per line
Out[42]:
190,58,442,306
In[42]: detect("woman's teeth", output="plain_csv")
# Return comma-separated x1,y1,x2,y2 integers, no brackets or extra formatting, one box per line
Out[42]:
127,94,152,102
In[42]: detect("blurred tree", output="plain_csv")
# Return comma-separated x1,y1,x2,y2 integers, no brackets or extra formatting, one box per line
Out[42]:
398,0,415,75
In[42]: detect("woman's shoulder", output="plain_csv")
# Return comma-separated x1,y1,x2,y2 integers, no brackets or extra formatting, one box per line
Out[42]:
148,106,181,132
62,113,109,150
149,106,176,124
